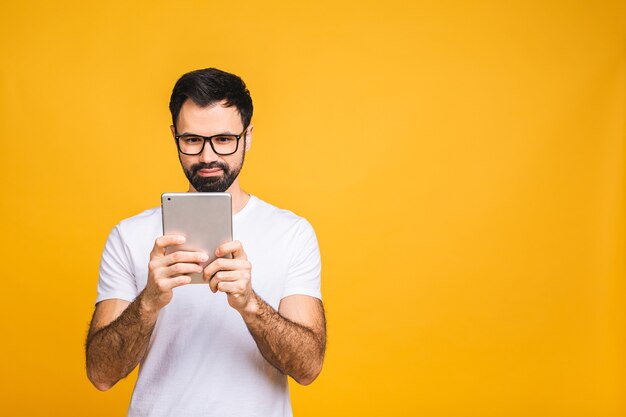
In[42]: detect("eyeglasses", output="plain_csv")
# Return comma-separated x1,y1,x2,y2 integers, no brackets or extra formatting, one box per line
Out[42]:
175,128,247,156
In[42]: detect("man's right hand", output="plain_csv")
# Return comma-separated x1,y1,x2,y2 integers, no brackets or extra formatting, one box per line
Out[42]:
86,234,206,391
141,235,208,312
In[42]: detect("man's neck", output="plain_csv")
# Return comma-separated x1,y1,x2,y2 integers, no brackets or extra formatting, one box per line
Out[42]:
229,187,251,214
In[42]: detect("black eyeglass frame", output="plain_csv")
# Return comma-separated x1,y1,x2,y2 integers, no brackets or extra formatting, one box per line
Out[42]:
174,127,247,156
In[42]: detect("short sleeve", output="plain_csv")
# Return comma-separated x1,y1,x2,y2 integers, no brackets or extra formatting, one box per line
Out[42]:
96,225,139,304
282,219,322,300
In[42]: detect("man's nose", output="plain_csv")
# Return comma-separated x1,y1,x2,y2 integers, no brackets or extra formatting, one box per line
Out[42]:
199,139,219,163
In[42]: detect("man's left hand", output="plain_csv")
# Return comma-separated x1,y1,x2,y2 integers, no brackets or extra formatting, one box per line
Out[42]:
203,240,256,313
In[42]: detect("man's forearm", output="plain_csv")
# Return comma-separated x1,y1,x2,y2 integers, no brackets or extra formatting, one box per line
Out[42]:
241,293,326,385
86,293,157,391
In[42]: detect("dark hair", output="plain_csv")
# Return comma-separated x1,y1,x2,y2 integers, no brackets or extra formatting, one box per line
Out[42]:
169,68,253,131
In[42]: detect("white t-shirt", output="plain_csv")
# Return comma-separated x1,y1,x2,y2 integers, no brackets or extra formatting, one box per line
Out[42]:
96,195,322,417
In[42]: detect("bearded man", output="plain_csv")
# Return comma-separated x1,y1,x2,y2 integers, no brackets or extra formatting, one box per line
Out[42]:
85,68,326,417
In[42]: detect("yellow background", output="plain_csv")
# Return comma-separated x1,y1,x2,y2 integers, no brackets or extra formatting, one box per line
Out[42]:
1,1,624,416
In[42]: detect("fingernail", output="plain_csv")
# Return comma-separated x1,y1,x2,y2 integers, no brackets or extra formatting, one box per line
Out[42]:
200,254,209,261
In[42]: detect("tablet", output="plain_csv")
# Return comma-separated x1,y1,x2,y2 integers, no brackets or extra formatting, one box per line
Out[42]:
161,192,233,284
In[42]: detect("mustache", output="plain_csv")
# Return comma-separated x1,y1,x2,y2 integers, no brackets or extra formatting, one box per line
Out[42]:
190,161,229,174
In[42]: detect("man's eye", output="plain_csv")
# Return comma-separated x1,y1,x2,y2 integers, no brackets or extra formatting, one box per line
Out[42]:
182,136,203,144
213,136,234,144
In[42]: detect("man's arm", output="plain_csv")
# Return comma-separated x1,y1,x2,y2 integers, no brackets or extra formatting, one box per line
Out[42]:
204,241,326,385
86,296,156,391
85,235,204,391
244,294,326,385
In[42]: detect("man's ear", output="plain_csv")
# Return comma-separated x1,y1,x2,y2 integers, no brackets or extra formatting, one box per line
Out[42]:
245,125,253,151
170,125,176,139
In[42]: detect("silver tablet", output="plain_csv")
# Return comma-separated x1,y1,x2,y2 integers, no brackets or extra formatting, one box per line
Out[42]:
161,192,233,284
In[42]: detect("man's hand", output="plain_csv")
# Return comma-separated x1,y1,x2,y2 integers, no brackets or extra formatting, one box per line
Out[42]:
203,240,254,313
143,235,208,312
86,235,209,391
203,240,326,385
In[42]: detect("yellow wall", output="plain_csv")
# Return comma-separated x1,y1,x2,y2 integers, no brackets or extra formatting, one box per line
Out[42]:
1,1,624,415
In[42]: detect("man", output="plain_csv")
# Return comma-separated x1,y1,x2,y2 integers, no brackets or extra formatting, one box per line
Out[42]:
85,68,326,417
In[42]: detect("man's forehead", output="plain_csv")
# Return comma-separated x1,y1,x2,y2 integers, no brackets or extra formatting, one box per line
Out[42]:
176,99,243,134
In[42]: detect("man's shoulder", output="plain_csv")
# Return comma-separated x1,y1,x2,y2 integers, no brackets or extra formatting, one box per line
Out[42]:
249,196,310,227
115,206,162,238
246,196,316,240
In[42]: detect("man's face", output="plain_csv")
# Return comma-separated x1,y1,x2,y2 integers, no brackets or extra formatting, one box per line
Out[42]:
173,99,250,193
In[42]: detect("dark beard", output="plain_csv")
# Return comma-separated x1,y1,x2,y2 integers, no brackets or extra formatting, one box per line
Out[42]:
183,157,243,193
